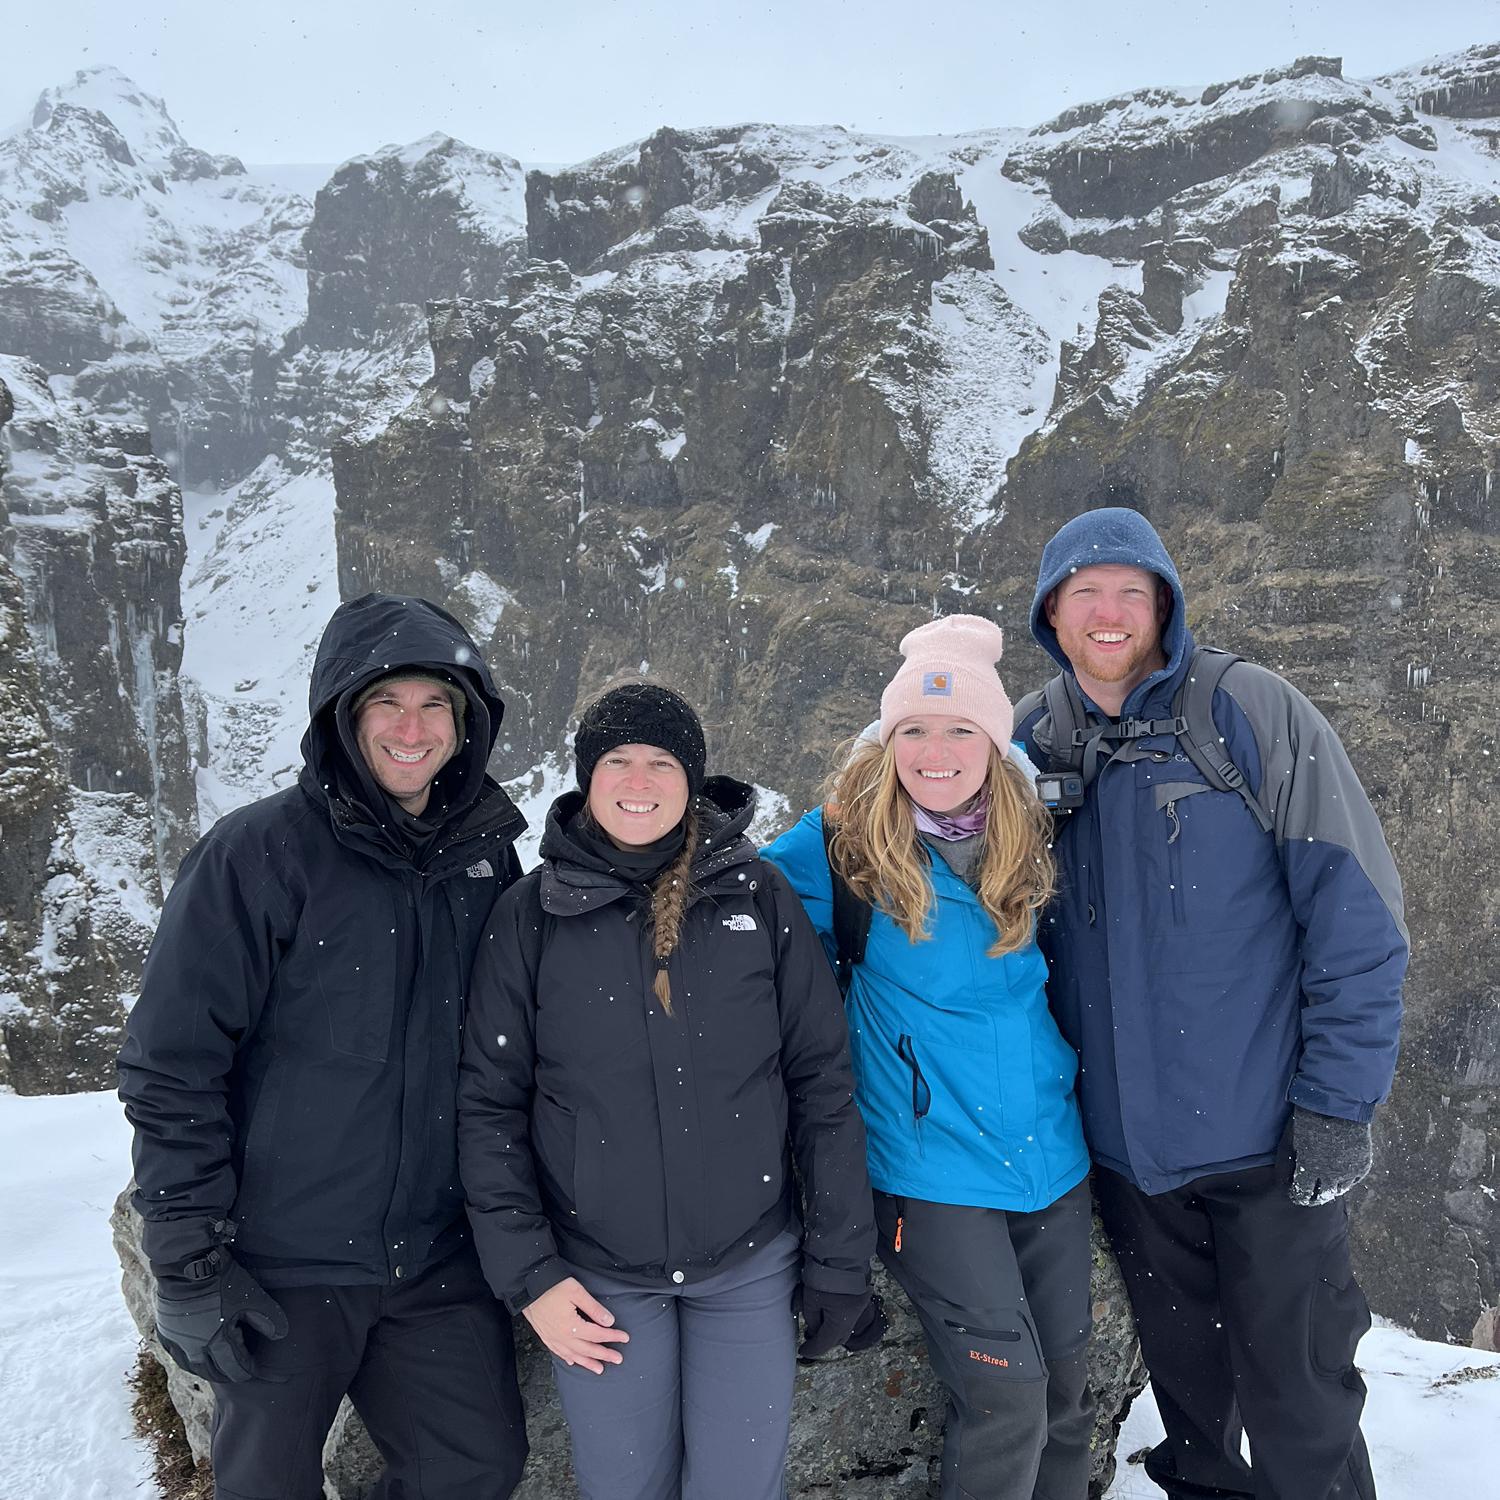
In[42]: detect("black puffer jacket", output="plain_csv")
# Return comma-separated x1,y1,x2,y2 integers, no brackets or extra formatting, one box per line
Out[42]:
458,779,875,1311
119,594,526,1286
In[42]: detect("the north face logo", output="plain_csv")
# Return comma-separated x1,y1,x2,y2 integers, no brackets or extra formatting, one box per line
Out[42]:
722,914,757,932
466,860,495,879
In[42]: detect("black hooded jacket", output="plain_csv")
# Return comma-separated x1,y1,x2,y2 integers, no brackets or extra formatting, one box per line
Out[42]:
457,779,875,1312
119,595,526,1287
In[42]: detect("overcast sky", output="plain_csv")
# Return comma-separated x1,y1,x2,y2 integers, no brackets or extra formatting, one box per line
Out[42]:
2,1,1495,167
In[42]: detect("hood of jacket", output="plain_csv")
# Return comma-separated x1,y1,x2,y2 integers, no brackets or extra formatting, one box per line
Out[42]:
1029,507,1192,710
299,593,507,831
539,775,759,915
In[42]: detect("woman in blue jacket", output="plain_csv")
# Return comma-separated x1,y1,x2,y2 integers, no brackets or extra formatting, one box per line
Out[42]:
764,615,1094,1500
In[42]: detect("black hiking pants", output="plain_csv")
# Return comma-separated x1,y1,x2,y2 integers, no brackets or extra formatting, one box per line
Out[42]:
1093,1148,1376,1500
875,1179,1095,1500
208,1245,527,1500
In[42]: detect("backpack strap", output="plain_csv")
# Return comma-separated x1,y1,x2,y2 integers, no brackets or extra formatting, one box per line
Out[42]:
821,810,872,995
1171,647,1274,834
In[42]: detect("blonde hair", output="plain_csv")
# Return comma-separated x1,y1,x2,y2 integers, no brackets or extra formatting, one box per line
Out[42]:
647,805,698,1015
824,738,1054,957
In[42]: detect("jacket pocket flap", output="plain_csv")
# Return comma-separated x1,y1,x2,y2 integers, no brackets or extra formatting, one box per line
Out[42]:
1152,781,1213,810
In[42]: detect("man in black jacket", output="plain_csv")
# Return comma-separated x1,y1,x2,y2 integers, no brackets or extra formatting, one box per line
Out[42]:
119,594,530,1500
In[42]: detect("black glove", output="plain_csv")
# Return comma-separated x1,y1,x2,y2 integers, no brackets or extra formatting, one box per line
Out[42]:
798,1287,886,1358
1288,1106,1373,1207
153,1248,289,1384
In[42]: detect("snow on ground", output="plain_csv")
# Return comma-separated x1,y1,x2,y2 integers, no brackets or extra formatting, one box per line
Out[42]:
5,1086,1498,1500
0,1089,152,1500
1105,1323,1500,1497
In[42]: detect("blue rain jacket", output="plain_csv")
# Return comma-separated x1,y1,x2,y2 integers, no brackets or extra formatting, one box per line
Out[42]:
764,809,1090,1213
1018,508,1408,1195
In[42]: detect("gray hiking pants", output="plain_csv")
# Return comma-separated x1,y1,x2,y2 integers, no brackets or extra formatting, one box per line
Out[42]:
875,1180,1095,1500
550,1232,799,1500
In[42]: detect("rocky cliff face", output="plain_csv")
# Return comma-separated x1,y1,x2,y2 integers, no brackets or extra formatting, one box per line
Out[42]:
0,354,192,1090
2,39,1497,1490
332,55,1500,1346
304,134,527,346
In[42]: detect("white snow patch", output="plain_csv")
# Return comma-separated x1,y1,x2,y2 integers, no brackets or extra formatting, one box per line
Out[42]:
741,522,778,552
747,784,794,847
0,1089,154,1500
1104,1322,1500,1497
450,569,515,642
499,754,576,871
179,463,338,824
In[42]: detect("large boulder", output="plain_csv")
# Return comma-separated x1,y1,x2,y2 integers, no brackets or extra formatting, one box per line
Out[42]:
113,1189,1144,1496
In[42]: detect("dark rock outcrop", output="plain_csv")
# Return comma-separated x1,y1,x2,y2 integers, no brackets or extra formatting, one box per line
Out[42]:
0,356,195,1091
304,135,528,347
1002,57,1422,223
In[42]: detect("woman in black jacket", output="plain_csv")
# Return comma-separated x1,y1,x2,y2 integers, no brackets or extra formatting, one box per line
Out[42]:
458,682,879,1500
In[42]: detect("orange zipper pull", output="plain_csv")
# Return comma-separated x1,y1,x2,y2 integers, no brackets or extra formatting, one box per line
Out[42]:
894,1215,904,1253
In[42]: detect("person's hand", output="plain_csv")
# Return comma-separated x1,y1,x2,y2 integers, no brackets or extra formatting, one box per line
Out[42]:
522,1276,629,1373
153,1251,288,1384
798,1287,885,1358
1288,1106,1373,1207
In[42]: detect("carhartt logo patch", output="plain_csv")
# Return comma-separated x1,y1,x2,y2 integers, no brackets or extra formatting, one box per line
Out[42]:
922,669,954,696
466,860,495,879
722,914,758,932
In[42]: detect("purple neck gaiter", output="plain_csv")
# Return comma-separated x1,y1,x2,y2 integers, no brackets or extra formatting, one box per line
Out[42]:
911,788,989,841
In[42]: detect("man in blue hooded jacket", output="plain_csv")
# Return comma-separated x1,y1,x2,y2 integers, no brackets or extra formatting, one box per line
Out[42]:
1015,509,1406,1500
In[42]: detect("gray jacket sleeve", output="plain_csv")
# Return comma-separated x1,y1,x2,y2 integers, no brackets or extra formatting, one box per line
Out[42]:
1223,663,1408,1121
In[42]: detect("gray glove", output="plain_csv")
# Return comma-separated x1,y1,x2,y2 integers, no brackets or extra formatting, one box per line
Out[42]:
1288,1106,1373,1207
153,1248,288,1383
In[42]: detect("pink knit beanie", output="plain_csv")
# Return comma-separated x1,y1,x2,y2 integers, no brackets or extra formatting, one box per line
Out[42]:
878,615,1013,751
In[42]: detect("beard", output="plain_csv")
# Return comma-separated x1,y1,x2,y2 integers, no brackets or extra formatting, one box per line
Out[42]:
1053,620,1164,686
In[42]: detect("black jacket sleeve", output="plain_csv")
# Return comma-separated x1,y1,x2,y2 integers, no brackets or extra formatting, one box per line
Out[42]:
457,879,570,1312
763,863,876,1294
117,832,295,1266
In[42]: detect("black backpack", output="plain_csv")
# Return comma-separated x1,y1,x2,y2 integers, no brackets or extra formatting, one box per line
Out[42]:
1013,645,1272,833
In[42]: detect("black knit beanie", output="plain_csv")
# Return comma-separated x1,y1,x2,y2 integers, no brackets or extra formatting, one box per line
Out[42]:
574,683,706,797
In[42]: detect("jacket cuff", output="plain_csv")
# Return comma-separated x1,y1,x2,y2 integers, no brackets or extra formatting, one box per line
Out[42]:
140,1213,234,1267
507,1256,571,1315
1287,1079,1375,1124
799,1256,871,1297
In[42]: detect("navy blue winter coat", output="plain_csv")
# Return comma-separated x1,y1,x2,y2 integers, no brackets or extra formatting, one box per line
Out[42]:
1016,509,1407,1194
119,595,525,1284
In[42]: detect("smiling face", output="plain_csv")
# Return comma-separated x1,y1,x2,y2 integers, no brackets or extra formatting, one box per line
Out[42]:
1045,562,1171,714
890,716,993,814
353,677,460,815
586,743,690,847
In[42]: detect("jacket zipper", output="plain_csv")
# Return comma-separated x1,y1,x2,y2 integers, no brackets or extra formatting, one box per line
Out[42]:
896,1033,930,1156
1165,799,1185,923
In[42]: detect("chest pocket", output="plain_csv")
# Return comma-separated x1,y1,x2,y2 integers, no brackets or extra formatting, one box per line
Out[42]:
1143,764,1282,947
